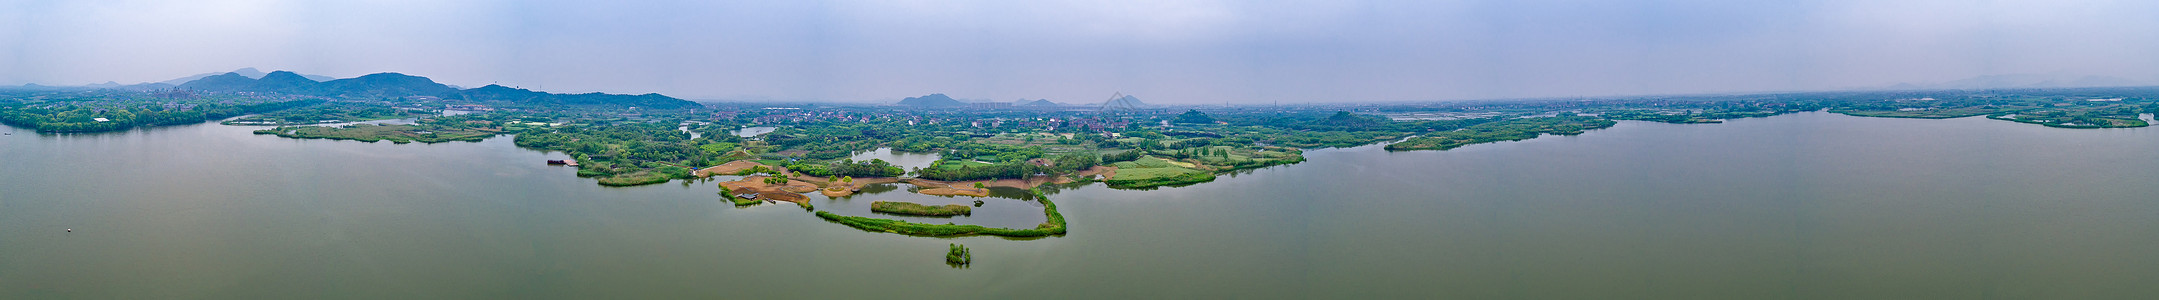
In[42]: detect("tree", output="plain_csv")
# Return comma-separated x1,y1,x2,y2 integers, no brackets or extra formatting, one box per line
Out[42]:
972,182,987,191
1172,109,1216,124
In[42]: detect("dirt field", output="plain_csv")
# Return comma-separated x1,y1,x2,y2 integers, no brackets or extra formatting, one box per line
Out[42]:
1073,166,1117,180
696,160,783,177
716,175,819,203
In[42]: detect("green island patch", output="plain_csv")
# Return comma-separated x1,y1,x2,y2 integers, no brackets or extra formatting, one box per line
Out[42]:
947,243,972,266
816,193,1066,238
1104,156,1216,189
254,123,497,144
1385,116,1615,151
871,201,972,216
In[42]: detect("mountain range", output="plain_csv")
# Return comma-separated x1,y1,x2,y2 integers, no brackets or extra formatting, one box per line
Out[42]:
159,68,338,86
165,70,699,109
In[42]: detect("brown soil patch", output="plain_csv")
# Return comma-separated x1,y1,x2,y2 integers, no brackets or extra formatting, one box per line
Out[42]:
801,176,899,198
790,175,834,187
851,177,902,185
716,175,816,203
696,160,786,177
904,179,988,197
779,180,819,193
760,191,808,203
1074,166,1117,180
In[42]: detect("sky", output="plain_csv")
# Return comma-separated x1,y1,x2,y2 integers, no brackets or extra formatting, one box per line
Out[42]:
3,0,2157,104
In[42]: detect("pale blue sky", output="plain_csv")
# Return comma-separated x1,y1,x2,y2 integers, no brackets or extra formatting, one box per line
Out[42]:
3,0,2156,103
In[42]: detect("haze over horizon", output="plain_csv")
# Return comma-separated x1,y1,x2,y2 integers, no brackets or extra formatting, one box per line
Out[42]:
4,0,2157,104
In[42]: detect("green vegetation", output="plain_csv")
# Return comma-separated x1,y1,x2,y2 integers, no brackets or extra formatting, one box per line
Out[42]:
946,244,972,265
730,197,763,206
871,201,972,216
786,159,905,177
761,174,791,185
916,151,1100,181
815,192,1067,237
223,102,434,125
599,172,678,186
515,120,742,186
0,95,322,133
1985,104,2149,128
1105,168,1216,189
720,189,761,206
1832,106,2024,119
1104,156,1216,189
1171,109,1216,124
254,123,496,144
1385,116,1617,151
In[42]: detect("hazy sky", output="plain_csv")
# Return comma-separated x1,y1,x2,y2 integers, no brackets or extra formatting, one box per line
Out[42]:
3,0,2157,103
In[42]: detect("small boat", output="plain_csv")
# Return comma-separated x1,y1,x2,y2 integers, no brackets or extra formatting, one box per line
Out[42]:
546,160,568,165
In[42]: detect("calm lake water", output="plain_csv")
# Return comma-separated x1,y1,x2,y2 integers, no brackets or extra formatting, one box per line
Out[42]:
5,112,2159,298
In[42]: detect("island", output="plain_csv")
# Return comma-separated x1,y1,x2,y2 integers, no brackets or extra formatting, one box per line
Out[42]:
871,201,972,216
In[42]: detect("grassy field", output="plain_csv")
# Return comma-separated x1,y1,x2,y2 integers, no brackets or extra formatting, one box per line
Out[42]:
927,159,998,171
596,171,674,186
1106,156,1216,189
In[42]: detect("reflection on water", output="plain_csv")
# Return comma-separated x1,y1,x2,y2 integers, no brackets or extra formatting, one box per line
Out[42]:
733,126,776,137
846,147,940,170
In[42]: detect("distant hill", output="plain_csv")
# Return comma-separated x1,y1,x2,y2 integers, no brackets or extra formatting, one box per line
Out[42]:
898,93,965,106
251,71,319,92
1017,99,1059,106
175,71,457,98
176,72,261,92
159,68,335,86
315,73,459,98
165,70,700,109
459,84,701,109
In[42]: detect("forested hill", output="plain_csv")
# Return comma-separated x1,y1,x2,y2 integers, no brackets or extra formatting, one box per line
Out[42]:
178,71,455,98
459,84,701,109
175,71,700,109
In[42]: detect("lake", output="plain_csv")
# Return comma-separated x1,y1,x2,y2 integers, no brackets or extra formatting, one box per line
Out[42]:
4,112,2158,298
